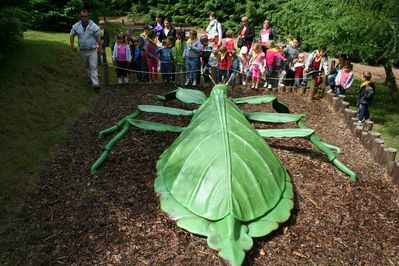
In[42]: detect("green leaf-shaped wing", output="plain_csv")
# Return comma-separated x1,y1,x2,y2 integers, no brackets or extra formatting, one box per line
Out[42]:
156,90,289,222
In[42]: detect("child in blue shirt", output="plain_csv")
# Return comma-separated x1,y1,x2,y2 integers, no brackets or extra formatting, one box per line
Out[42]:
129,36,141,81
200,36,213,85
183,30,202,86
357,71,375,125
159,38,174,83
230,49,241,86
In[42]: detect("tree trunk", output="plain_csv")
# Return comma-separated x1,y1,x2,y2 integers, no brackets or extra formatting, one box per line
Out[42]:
383,62,398,103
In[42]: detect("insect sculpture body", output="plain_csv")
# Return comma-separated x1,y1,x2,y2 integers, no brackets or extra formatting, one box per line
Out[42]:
92,84,356,265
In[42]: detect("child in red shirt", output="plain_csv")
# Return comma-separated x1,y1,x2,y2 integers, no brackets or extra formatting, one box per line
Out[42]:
293,53,305,88
222,30,235,52
217,45,231,83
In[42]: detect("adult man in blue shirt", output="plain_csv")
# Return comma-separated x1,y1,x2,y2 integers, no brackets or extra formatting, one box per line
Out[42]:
70,9,103,89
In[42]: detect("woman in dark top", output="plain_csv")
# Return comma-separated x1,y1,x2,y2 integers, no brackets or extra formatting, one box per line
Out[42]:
237,16,255,50
159,17,176,42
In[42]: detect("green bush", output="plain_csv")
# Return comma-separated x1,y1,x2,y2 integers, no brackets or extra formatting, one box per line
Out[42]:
29,0,116,32
0,1,29,53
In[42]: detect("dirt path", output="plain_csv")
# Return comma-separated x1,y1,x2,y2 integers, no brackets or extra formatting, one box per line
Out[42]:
20,84,398,265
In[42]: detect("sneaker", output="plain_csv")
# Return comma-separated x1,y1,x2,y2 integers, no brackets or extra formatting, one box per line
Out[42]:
301,81,307,86
267,84,272,89
263,82,268,88
278,83,285,88
118,78,123,84
255,83,258,90
192,80,197,86
251,84,255,89
242,81,246,86
185,79,190,86
357,120,362,126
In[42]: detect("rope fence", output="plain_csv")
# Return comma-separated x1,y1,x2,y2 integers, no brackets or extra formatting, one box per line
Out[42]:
105,62,311,81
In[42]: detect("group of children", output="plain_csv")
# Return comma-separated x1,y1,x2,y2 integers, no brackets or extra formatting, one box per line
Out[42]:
106,20,375,125
108,23,308,88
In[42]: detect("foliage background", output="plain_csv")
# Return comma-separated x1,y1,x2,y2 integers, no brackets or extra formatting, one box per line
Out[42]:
0,0,30,53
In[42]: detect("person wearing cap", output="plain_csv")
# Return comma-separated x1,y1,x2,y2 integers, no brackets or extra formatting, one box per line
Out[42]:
70,9,103,89
237,16,255,50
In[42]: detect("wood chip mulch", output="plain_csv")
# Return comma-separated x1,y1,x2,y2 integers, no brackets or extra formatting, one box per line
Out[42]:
21,84,398,265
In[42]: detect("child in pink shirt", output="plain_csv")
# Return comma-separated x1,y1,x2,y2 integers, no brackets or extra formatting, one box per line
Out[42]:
335,62,354,96
249,43,265,89
264,40,286,89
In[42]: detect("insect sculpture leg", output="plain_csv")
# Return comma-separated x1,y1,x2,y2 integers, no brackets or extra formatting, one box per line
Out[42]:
91,105,194,174
233,95,289,113
156,87,207,104
246,112,356,181
245,112,342,153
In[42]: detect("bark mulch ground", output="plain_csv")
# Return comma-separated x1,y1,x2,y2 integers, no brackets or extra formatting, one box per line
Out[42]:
21,83,398,265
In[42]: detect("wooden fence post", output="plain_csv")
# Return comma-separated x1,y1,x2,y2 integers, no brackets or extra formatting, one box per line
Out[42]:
386,161,399,185
308,78,316,100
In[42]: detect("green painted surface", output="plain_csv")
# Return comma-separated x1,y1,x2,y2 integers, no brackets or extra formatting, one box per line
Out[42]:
92,84,357,265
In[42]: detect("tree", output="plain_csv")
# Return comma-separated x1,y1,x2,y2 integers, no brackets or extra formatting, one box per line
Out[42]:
263,0,399,103
0,0,29,53
29,0,116,32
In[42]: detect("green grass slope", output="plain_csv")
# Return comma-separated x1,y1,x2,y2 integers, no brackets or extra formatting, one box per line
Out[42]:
0,31,98,217
343,80,399,158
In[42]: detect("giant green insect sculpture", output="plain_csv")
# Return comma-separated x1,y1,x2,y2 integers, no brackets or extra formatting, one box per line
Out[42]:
91,84,356,265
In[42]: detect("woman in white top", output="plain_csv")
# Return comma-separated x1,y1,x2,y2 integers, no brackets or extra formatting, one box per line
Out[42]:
205,12,222,46
259,20,276,52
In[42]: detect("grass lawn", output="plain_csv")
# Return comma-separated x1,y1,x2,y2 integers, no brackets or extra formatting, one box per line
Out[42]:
0,31,99,217
340,79,399,158
0,30,101,264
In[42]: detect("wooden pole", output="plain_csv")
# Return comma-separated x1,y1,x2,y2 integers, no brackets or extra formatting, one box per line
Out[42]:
332,97,340,112
364,120,374,131
376,144,387,165
366,131,381,151
382,148,397,168
344,109,357,127
339,101,350,114
308,78,316,100
350,118,358,130
371,138,384,161
360,131,369,146
355,125,363,138
103,52,109,89
386,161,399,185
